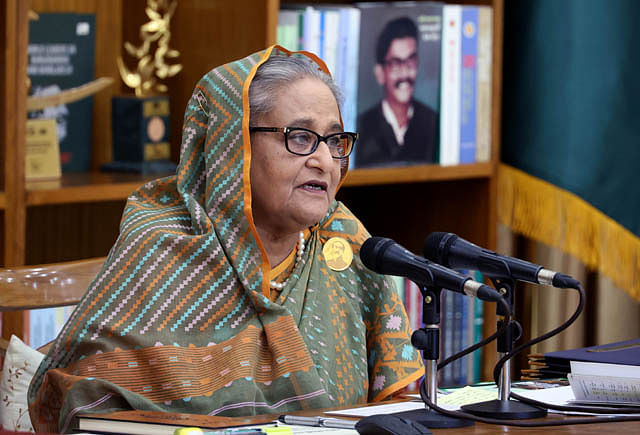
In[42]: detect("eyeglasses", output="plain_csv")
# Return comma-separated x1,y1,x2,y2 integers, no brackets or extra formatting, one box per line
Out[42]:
249,126,358,159
383,53,418,71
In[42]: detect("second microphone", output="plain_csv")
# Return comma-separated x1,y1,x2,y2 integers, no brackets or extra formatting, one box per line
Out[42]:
360,237,503,302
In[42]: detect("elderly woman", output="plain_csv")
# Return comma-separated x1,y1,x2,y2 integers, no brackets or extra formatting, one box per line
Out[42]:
28,46,423,433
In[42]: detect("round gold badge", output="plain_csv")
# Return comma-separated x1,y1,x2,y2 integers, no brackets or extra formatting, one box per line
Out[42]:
323,237,353,271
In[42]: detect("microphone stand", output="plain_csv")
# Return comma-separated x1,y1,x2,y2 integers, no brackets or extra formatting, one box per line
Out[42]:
393,286,473,428
461,278,547,419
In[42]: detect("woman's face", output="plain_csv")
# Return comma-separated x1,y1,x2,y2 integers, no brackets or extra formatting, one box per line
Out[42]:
250,77,342,238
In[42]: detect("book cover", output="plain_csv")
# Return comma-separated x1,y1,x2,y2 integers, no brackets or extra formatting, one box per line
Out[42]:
459,6,479,164
404,278,422,333
354,2,442,169
341,6,361,150
321,8,340,78
439,4,461,166
442,290,454,386
391,275,405,302
403,278,422,391
78,409,272,435
545,338,640,368
452,292,463,385
459,293,469,385
465,295,476,384
472,279,485,384
302,6,322,56
27,13,96,173
28,305,74,350
277,9,302,51
25,118,61,180
475,6,493,163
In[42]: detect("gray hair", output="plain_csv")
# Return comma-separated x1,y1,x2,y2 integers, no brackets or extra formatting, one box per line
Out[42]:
249,54,343,123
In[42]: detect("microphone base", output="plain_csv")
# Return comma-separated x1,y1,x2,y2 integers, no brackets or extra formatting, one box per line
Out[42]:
461,399,547,420
391,409,474,428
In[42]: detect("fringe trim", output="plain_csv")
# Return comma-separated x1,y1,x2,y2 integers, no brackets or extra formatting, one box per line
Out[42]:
497,164,640,302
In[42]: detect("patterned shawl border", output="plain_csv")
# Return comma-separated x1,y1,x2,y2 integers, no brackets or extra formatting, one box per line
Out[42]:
61,392,116,434
207,388,326,416
373,364,424,403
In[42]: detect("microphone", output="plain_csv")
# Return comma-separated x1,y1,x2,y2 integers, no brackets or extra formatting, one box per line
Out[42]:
423,232,579,288
360,236,503,302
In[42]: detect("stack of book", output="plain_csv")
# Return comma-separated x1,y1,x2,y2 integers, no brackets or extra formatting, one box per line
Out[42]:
523,338,640,380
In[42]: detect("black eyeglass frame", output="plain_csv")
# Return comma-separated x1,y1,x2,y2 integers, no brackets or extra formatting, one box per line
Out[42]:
249,126,358,159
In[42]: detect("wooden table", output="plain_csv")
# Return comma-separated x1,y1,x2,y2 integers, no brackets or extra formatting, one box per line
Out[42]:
77,401,640,434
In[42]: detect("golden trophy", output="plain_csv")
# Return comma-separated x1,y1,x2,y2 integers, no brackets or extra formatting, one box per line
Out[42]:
106,0,181,174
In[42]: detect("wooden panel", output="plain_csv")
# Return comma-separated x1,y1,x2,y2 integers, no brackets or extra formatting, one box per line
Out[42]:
0,212,4,265
0,1,7,193
338,178,491,255
122,0,277,163
26,202,125,264
2,0,29,339
29,0,124,169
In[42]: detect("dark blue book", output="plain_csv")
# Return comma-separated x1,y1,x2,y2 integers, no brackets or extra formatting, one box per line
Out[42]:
545,338,640,370
27,13,96,172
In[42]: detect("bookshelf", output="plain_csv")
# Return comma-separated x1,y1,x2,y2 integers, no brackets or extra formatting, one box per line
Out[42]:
1,0,502,379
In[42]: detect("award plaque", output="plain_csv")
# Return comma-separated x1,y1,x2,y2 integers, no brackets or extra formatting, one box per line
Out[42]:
103,0,181,174
105,95,176,173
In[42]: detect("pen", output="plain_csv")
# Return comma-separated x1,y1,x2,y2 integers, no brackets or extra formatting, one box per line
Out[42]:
174,427,268,435
277,415,357,430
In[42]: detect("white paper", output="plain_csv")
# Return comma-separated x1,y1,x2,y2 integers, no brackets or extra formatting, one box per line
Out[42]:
326,400,427,417
570,361,640,378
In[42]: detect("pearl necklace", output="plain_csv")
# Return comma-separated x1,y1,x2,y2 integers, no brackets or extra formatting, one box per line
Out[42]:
270,231,305,290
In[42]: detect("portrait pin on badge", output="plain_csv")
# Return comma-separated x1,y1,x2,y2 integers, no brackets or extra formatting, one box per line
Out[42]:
323,237,353,271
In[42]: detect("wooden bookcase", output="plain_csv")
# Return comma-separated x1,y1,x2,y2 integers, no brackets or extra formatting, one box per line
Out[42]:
1,0,503,379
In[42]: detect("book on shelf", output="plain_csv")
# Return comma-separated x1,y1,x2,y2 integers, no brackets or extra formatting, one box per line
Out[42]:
459,6,479,164
441,289,454,385
28,305,74,350
439,5,493,166
302,6,322,56
475,6,493,163
354,1,442,169
438,4,461,166
277,9,302,51
27,12,96,173
403,278,422,391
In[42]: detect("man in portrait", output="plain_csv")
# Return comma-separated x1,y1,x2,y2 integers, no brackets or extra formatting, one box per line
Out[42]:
355,16,438,168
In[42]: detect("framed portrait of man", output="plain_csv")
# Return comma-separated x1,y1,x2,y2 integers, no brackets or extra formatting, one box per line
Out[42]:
354,2,442,169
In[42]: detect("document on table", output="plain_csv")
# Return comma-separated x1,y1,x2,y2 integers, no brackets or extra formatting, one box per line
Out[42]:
327,387,498,417
326,400,427,417
568,361,640,404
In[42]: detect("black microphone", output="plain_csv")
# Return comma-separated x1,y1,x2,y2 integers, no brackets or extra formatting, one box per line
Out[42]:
360,236,503,302
424,232,579,288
